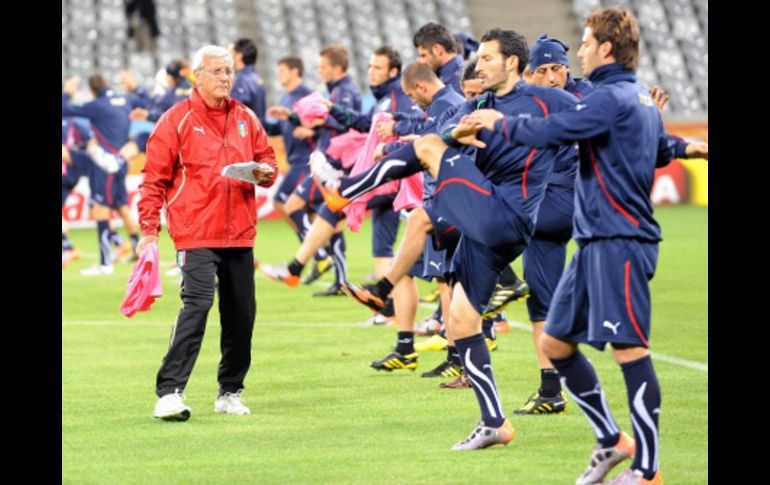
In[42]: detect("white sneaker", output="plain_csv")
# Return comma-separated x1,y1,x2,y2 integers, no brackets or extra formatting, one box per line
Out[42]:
153,390,191,421
308,150,343,189
214,390,251,415
80,264,114,276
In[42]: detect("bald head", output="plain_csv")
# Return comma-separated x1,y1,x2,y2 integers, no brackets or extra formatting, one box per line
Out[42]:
401,62,444,108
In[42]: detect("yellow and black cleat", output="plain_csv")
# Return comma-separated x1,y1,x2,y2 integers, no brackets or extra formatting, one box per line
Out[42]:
370,350,418,371
513,391,568,415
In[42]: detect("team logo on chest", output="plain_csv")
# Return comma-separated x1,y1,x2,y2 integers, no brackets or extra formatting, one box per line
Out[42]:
238,120,248,137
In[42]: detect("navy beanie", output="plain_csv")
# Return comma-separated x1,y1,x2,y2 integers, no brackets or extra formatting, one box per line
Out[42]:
529,33,570,69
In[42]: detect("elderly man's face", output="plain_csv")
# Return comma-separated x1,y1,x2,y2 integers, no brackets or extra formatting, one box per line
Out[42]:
531,63,568,88
198,55,234,101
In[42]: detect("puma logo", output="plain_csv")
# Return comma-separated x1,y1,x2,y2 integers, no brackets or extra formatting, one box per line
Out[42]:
445,154,461,167
429,261,441,271
579,383,602,398
193,126,205,135
603,320,622,335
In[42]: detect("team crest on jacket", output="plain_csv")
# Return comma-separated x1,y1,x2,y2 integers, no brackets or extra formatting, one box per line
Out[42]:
238,120,248,137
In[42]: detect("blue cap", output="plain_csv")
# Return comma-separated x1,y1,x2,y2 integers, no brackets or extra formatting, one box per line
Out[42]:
529,34,570,69
455,32,479,60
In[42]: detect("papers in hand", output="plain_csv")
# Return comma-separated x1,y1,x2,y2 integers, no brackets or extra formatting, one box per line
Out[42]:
221,161,275,184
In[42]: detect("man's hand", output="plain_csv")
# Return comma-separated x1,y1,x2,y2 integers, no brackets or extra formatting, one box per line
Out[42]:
685,142,708,160
399,134,420,142
376,119,395,140
136,235,158,254
293,126,315,139
649,86,670,114
63,76,80,95
463,109,504,131
251,165,275,184
267,106,291,120
130,107,150,121
450,118,486,149
374,142,386,160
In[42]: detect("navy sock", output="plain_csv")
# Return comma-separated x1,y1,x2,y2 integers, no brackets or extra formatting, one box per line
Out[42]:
288,209,311,240
498,265,518,285
622,355,661,480
550,351,620,448
130,233,139,251
314,247,329,261
62,233,74,251
109,229,124,247
482,318,496,340
447,346,461,366
539,368,561,397
395,332,415,354
97,221,111,266
339,143,423,199
330,232,346,285
455,333,505,428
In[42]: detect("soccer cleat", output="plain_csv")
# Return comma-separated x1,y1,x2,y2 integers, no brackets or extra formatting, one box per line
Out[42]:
605,469,663,485
214,390,251,415
413,314,442,336
153,390,191,421
421,360,462,378
312,283,345,297
486,337,498,352
61,248,82,268
318,184,351,212
80,264,114,276
370,350,418,371
341,281,387,312
420,286,441,303
451,418,515,450
357,313,395,326
302,256,333,284
575,431,636,485
415,334,448,352
513,391,568,415
440,373,471,389
259,262,300,287
482,280,531,318
309,150,344,188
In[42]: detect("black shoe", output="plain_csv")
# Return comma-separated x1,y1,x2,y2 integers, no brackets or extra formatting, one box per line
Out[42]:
370,350,418,371
312,283,345,297
513,391,567,415
482,279,530,318
302,256,333,285
421,360,463,378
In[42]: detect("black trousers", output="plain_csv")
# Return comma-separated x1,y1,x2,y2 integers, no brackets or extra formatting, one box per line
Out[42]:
156,247,256,397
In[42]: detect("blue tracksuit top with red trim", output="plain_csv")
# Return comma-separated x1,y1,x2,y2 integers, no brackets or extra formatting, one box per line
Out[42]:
264,83,316,166
232,67,267,123
62,89,134,154
494,63,689,243
327,76,419,133
437,55,465,95
546,75,593,188
441,80,578,229
61,117,90,148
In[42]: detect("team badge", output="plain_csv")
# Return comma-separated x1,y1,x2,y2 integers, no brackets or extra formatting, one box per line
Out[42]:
238,120,248,137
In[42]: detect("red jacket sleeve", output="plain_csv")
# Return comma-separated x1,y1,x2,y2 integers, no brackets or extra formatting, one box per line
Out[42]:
138,112,180,236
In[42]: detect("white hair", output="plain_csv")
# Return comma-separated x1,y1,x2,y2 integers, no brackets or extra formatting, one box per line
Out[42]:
191,45,233,71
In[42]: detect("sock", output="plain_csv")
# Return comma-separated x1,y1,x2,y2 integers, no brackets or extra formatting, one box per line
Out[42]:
622,355,661,480
550,351,620,447
498,265,518,286
539,368,561,398
395,331,415,355
314,247,329,261
374,277,394,299
129,233,139,251
455,333,505,428
447,346,461,366
288,209,311,240
62,233,74,251
97,221,111,266
330,232,347,286
339,143,423,199
109,229,124,247
287,258,305,276
482,318,496,340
